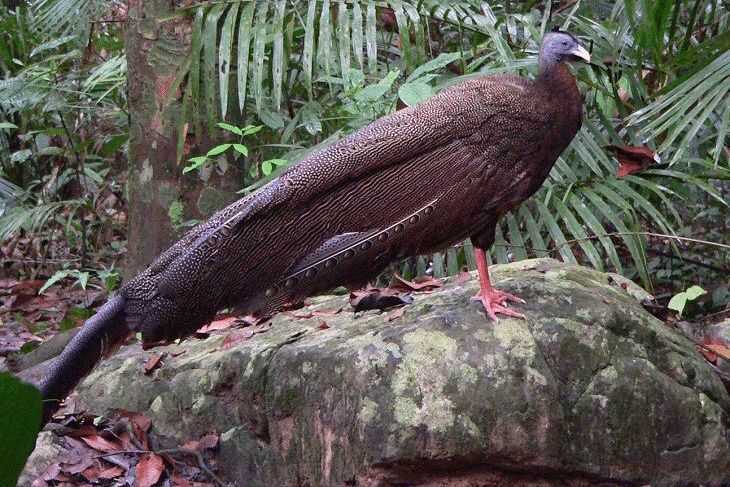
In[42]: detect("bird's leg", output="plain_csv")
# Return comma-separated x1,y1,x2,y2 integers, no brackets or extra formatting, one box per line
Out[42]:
471,248,525,321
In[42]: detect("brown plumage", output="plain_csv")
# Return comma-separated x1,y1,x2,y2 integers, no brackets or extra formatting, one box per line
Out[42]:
38,30,589,423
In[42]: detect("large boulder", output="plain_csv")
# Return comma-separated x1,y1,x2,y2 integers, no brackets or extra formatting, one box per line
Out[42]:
28,259,730,485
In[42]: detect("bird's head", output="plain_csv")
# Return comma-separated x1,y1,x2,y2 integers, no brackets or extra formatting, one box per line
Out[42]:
539,29,591,67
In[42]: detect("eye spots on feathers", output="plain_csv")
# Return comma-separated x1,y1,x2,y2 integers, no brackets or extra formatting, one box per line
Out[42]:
267,200,439,297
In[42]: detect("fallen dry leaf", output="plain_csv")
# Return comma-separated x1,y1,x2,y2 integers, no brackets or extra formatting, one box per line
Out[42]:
606,145,660,177
393,274,443,292
99,466,124,479
699,346,718,363
704,343,730,361
80,434,122,453
217,324,270,350
197,434,219,452
136,452,165,487
143,353,163,375
454,270,473,283
198,316,237,333
317,321,330,330
385,307,406,322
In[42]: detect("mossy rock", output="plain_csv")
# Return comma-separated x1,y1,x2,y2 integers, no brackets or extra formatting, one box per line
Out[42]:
25,259,730,486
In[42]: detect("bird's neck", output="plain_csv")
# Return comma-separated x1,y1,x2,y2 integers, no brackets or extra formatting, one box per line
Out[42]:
537,63,580,103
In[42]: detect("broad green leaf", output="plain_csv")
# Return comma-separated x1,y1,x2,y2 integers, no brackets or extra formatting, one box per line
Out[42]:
0,373,42,487
355,70,400,102
685,285,707,300
272,0,286,110
217,122,242,135
365,2,377,73
667,293,687,313
206,144,231,156
39,269,72,294
398,82,432,106
203,3,226,133
302,0,317,100
0,122,18,129
337,1,351,85
351,2,364,69
242,125,263,136
232,144,248,156
535,199,577,264
218,2,239,119
505,213,528,261
407,52,461,82
253,2,269,112
236,1,255,114
391,1,413,70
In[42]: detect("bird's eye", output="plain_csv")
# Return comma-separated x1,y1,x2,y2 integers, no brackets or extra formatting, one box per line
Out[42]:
562,41,568,46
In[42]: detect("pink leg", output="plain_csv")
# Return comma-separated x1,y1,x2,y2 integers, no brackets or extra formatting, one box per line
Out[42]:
471,248,525,321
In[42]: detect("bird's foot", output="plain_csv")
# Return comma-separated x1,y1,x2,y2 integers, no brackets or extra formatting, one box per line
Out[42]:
471,288,526,321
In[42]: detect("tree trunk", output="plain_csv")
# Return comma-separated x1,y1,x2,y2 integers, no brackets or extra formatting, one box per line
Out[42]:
124,0,239,278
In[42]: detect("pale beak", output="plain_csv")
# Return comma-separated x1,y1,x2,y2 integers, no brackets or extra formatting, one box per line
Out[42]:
653,153,662,164
570,44,591,63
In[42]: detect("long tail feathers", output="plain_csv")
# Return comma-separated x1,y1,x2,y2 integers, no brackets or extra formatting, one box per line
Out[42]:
38,296,131,426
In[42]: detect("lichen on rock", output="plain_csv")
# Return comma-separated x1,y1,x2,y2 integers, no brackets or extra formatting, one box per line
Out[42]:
23,259,730,486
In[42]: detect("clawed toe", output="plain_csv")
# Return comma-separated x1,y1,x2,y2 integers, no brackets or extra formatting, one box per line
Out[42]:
471,291,526,321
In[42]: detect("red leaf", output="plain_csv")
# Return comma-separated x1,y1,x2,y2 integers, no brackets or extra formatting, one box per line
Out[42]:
217,324,269,350
454,270,473,283
135,452,165,487
199,316,237,333
606,145,660,177
197,434,219,452
312,306,344,317
699,346,718,363
393,274,443,292
143,353,163,375
99,466,124,479
116,410,153,432
80,434,122,452
181,440,199,451
385,307,406,322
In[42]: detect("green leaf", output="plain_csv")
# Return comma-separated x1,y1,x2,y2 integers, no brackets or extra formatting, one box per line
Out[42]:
262,160,273,175
685,285,707,301
0,122,18,130
258,110,285,130
75,271,89,291
355,70,400,102
272,0,286,110
535,199,576,264
206,144,231,156
242,125,263,136
183,156,209,174
232,144,248,156
236,1,255,114
302,0,317,100
218,2,239,119
0,373,42,487
38,270,72,295
407,52,461,82
398,81,432,106
217,122,242,135
253,2,269,113
667,293,687,314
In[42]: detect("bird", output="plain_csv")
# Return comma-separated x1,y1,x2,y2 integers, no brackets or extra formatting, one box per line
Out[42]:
37,29,590,424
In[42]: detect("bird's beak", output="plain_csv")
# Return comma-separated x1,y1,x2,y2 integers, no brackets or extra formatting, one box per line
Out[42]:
570,45,591,63
652,152,662,164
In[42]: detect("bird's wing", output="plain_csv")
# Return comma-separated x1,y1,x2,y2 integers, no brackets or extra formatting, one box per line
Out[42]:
189,78,525,249
154,76,550,296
